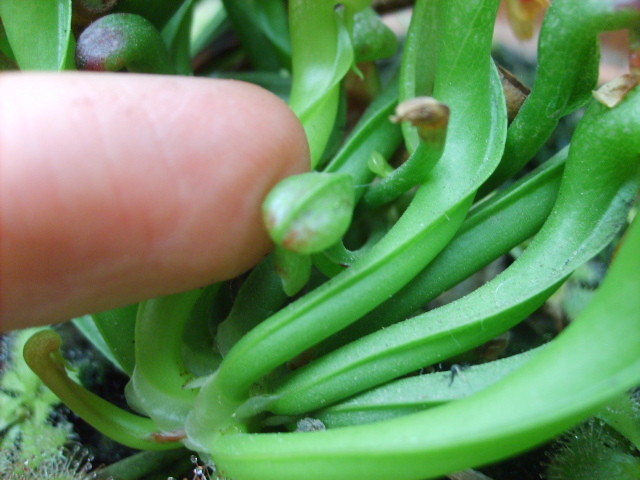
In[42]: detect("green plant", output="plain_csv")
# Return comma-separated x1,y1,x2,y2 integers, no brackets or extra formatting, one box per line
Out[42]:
3,0,640,479
0,329,73,462
0,443,106,480
546,416,640,480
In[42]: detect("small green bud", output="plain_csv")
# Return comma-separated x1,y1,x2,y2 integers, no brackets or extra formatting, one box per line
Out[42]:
367,151,394,178
263,172,355,255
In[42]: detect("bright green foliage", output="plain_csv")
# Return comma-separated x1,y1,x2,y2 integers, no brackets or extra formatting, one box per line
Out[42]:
480,0,633,194
0,0,73,70
267,81,640,415
315,347,540,427
288,0,369,167
126,291,204,431
210,171,640,479
161,0,197,75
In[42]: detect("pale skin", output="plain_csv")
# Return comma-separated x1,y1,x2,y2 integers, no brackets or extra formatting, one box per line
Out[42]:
0,72,309,331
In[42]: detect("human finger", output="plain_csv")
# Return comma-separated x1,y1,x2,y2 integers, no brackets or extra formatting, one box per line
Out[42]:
0,72,309,330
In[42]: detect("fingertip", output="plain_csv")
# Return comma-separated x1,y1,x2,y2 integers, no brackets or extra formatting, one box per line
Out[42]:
0,72,309,329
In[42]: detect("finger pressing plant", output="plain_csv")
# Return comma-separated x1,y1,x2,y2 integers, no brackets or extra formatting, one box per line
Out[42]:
2,0,640,479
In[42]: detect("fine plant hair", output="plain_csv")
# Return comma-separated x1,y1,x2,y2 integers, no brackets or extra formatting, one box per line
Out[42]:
546,419,640,480
0,443,109,480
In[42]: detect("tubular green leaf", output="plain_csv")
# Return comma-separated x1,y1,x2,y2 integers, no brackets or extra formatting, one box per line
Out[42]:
127,290,203,431
263,172,355,255
268,84,640,415
23,330,181,451
288,1,366,167
363,98,450,208
217,0,504,402
87,304,139,375
0,0,73,70
185,0,505,450
211,210,640,480
317,146,567,355
399,0,440,152
481,0,640,194
314,347,540,428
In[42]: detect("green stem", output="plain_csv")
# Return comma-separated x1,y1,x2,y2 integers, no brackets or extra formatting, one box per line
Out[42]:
23,330,181,450
322,73,403,196
312,220,388,276
363,98,449,208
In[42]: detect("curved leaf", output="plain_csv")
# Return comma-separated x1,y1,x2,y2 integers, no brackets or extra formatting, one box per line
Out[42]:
0,0,72,70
